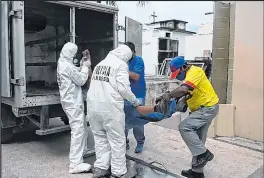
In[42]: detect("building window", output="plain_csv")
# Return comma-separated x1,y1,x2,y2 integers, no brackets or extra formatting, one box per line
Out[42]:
166,32,171,38
177,22,185,30
158,38,167,50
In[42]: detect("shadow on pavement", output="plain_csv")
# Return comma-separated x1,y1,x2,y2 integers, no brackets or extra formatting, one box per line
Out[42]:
7,121,177,178
10,123,70,143
84,155,176,178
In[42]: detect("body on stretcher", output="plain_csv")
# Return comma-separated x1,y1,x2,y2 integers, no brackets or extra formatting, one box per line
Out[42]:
124,99,177,127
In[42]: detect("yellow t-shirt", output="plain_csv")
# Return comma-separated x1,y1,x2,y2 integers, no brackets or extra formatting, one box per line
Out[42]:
183,66,219,112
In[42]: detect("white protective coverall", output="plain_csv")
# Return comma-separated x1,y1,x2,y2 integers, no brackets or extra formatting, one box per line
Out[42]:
57,42,92,174
87,45,140,176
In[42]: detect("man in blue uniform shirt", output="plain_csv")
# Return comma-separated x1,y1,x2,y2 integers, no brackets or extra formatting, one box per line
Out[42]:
124,42,147,153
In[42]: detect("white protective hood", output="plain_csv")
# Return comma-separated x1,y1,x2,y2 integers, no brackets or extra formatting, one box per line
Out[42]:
59,42,78,62
109,44,132,63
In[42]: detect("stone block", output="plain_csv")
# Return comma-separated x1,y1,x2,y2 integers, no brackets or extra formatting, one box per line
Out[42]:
214,2,230,18
228,69,233,81
216,104,235,136
213,27,230,38
227,80,233,92
229,47,235,59
212,58,229,80
226,89,233,102
214,37,230,49
211,79,228,104
212,48,229,59
228,58,234,69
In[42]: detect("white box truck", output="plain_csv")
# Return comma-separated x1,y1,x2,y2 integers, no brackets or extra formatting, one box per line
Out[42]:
1,1,179,143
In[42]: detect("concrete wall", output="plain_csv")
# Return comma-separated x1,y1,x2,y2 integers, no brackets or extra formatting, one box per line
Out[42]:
231,1,263,142
142,28,191,75
209,1,263,142
171,32,190,56
142,30,159,75
226,3,236,104
208,104,235,138
184,17,213,61
145,78,179,106
211,2,230,104
184,34,213,61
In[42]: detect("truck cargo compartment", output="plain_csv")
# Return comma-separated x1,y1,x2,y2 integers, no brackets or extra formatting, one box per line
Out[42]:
24,1,114,96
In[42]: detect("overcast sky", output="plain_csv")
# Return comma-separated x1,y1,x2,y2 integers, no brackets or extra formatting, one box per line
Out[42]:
115,1,213,31
101,1,213,42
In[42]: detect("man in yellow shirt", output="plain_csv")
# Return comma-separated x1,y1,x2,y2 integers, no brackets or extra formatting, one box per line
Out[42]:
156,56,219,178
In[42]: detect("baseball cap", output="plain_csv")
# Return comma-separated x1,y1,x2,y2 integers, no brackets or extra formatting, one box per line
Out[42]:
170,56,186,79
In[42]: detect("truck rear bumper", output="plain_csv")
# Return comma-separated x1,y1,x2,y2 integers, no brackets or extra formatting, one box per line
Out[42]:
2,92,87,109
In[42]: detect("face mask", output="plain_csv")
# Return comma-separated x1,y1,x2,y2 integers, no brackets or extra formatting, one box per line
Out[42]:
73,58,80,67
128,57,133,63
128,56,134,63
176,69,186,81
128,52,135,63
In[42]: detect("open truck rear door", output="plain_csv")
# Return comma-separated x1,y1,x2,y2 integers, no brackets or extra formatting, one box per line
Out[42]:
125,17,143,56
1,1,12,97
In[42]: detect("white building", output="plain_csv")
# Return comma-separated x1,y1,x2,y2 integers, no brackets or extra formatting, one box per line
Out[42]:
142,19,196,75
184,15,213,61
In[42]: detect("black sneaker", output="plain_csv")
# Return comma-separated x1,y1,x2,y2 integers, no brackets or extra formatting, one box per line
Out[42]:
92,167,111,178
181,169,205,178
126,139,130,150
110,164,137,178
110,173,136,178
192,149,214,169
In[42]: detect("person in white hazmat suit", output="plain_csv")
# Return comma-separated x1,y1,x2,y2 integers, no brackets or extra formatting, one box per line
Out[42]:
57,42,92,174
87,44,170,178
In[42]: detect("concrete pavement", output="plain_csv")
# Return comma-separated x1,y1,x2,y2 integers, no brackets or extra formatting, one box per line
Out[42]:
2,119,177,178
126,114,263,178
2,124,94,178
2,116,263,178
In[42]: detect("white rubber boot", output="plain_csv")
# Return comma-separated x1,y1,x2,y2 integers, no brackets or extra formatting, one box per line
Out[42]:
69,163,92,174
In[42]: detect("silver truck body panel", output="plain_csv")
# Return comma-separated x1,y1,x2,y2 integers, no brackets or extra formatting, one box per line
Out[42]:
125,17,143,56
1,1,11,97
1,1,179,139
48,1,118,14
1,1,119,109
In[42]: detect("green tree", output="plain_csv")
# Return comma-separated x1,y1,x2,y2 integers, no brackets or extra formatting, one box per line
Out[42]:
96,1,147,7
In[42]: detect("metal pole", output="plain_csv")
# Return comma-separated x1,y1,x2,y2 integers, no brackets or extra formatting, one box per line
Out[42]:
12,1,27,103
205,12,213,15
0,1,2,177
113,13,118,48
70,7,75,43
